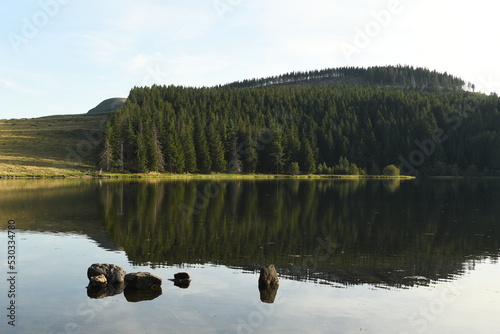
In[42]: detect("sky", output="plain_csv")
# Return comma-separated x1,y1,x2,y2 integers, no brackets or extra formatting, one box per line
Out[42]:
1,0,499,119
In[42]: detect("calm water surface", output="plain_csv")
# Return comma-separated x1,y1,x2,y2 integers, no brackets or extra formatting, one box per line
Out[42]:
0,178,499,333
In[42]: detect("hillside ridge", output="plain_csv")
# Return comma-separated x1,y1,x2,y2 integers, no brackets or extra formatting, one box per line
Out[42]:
222,65,467,92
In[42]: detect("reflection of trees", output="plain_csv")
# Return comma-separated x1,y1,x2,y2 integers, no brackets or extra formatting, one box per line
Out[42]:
99,179,500,286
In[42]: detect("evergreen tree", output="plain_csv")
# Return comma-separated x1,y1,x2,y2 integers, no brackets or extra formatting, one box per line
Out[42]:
300,138,316,174
181,120,198,173
241,131,258,173
208,122,226,172
148,126,165,172
227,137,243,173
268,127,286,174
99,136,114,171
195,120,212,173
136,127,148,173
164,121,184,173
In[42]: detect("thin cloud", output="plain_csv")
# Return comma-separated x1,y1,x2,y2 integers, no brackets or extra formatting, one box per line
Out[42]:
0,79,42,96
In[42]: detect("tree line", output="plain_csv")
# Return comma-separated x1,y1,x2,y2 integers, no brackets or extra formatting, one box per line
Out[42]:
99,68,500,176
222,65,465,91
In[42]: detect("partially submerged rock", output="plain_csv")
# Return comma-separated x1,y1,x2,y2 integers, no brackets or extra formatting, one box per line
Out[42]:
258,264,279,287
88,274,107,287
172,272,191,289
87,263,126,285
124,272,162,290
86,264,165,301
174,272,190,280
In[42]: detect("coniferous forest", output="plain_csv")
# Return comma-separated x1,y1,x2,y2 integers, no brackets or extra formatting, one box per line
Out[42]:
99,66,500,176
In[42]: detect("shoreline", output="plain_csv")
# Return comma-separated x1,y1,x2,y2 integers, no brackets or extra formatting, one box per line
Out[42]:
0,171,416,180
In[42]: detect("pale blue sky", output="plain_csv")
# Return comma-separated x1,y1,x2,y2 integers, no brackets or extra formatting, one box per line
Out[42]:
1,0,499,119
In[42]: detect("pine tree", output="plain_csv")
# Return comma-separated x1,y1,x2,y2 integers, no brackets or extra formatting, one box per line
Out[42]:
181,120,197,173
136,127,148,173
300,137,316,174
227,137,243,173
148,126,165,172
241,131,258,173
195,121,212,173
268,127,286,174
99,136,114,171
208,122,226,172
164,120,184,173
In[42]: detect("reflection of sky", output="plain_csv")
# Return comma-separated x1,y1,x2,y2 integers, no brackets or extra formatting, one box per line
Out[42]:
0,231,499,334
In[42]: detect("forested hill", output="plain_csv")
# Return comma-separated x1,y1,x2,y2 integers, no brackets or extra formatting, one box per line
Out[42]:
222,65,466,92
99,73,500,176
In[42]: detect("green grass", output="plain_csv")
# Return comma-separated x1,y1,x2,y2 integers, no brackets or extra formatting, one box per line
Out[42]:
0,114,107,177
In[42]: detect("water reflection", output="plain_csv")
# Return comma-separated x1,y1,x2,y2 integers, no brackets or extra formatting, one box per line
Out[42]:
259,285,279,303
1,178,499,289
87,284,125,299
96,179,500,287
123,287,162,302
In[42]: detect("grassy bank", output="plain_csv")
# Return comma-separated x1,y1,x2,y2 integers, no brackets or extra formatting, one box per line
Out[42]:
0,114,107,177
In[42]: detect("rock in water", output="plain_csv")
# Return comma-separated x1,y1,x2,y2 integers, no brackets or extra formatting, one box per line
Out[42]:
172,272,191,288
87,263,126,285
88,274,107,287
174,272,190,280
124,272,162,290
258,264,279,286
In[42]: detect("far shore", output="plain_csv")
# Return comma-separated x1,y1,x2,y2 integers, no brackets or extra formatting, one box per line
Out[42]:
0,170,416,180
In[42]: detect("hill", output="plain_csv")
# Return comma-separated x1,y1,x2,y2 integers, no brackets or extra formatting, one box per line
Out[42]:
87,98,126,115
2,65,498,177
0,114,107,177
222,65,466,91
101,76,500,176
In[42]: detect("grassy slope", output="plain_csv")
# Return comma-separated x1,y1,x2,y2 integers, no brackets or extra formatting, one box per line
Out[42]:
0,115,107,177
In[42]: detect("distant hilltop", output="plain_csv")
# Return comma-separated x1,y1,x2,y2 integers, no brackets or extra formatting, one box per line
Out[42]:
87,98,126,115
222,65,467,92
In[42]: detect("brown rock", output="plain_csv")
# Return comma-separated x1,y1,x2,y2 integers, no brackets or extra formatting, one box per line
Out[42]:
172,272,191,289
87,263,126,285
258,264,279,287
124,272,162,290
174,272,190,280
88,274,107,287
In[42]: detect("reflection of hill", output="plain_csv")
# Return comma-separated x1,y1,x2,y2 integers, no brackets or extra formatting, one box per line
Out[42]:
0,179,119,251
99,179,500,286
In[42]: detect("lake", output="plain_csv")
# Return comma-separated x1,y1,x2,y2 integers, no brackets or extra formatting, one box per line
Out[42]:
0,178,499,333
